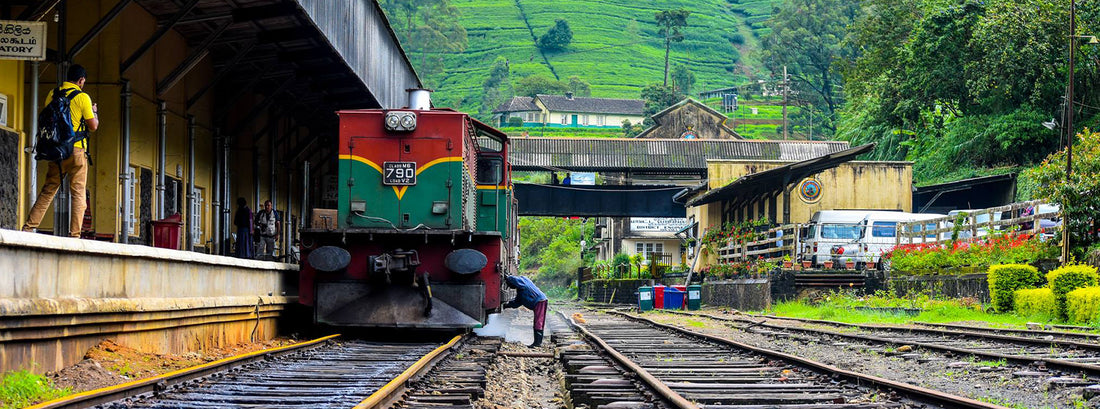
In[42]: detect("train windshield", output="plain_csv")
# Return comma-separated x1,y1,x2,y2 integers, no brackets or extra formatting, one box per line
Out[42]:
478,157,503,184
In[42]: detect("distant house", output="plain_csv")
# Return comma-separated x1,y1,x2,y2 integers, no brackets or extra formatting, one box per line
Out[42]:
492,93,645,128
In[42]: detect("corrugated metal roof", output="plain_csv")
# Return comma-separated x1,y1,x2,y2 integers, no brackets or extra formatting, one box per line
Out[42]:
536,94,645,115
509,138,850,172
493,96,539,113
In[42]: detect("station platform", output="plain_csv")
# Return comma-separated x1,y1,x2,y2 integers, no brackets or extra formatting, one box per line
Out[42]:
0,230,298,374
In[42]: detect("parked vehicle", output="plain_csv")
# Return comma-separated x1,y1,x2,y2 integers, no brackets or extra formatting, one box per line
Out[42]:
946,209,1003,239
831,213,945,268
800,210,901,268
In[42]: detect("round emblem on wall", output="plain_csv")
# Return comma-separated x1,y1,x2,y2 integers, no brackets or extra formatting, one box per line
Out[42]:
680,129,697,139
798,178,823,204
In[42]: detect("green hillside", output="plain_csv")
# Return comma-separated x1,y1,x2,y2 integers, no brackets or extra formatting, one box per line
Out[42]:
404,0,782,115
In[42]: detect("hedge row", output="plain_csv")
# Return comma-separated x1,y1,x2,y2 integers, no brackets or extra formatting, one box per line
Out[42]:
1006,264,1100,322
1067,287,1100,324
1013,288,1055,318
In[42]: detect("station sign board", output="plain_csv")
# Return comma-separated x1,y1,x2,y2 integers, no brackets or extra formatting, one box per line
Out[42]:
0,21,47,61
630,217,689,233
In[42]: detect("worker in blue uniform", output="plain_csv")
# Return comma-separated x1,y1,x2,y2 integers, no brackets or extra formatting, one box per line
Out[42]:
503,275,549,347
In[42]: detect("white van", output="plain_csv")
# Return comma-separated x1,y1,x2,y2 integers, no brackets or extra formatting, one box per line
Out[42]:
801,210,900,267
832,212,945,267
947,209,1003,239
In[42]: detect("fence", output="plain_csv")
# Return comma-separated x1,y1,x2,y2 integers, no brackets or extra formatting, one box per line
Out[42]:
896,200,1060,246
716,224,800,263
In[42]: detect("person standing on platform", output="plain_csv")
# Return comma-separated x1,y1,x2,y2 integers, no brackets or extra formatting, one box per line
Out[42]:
22,65,99,237
234,198,253,258
254,200,281,260
503,275,549,347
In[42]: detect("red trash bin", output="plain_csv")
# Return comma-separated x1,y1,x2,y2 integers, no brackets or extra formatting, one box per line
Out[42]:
151,214,183,250
653,285,666,309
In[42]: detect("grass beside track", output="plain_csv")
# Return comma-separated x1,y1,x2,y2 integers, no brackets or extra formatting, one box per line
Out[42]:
0,370,70,409
760,291,1085,331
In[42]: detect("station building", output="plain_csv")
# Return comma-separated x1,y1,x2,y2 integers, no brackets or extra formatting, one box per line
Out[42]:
0,0,419,255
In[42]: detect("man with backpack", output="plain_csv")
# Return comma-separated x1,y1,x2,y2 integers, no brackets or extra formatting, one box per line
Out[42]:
23,65,99,237
254,200,281,260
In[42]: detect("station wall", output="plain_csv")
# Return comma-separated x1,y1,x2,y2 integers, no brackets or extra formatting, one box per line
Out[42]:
6,1,306,254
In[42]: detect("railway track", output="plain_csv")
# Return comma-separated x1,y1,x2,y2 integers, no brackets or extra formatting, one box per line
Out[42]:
675,311,1100,378
571,310,1004,409
29,335,463,409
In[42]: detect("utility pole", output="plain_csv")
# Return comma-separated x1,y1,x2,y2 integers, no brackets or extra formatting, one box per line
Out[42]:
808,104,813,141
1062,0,1076,262
782,66,789,140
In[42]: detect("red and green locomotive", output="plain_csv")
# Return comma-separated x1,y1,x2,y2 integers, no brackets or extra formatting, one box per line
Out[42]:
299,96,517,329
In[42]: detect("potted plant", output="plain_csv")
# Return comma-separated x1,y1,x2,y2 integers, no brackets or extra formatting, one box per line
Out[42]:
823,260,834,269
845,259,856,270
864,253,876,271
782,255,793,269
802,259,813,269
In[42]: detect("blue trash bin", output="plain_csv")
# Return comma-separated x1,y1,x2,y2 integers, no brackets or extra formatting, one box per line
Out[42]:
664,288,685,310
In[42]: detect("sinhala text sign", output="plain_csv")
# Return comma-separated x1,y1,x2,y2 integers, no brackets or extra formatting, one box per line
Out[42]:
0,21,46,61
630,217,689,233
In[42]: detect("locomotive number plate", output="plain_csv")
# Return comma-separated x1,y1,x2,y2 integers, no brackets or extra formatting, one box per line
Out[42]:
383,161,417,185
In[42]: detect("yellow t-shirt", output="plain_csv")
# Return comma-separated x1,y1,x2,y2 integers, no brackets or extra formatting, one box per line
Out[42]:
44,81,94,150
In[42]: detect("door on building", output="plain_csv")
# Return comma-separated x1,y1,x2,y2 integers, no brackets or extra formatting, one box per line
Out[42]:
571,114,578,126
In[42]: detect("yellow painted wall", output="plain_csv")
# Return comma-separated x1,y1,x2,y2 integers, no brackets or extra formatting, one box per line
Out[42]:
1,60,26,225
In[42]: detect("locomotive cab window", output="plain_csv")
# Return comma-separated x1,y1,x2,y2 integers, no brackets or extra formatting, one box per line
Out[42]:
477,157,503,184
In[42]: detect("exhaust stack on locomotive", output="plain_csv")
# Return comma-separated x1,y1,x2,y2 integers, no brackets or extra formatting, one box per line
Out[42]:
297,103,516,329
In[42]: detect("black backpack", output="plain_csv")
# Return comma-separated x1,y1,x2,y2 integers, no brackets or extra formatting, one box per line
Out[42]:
34,87,87,162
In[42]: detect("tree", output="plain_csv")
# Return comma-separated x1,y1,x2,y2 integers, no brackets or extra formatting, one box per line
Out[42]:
1027,130,1100,257
537,19,573,51
670,65,695,96
516,74,570,97
567,76,591,97
761,0,858,136
622,119,643,137
640,83,682,126
655,9,691,86
480,57,512,119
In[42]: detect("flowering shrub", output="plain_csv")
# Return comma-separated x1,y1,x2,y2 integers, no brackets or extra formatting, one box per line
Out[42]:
882,232,1057,275
700,218,771,254
698,256,776,280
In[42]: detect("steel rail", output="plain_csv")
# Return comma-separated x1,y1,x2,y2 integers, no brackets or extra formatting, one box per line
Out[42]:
912,321,1100,342
744,313,1100,351
611,311,1008,409
672,310,1100,377
352,334,465,409
26,334,341,409
564,313,700,409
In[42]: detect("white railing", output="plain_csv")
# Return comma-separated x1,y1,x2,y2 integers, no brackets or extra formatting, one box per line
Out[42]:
896,200,1061,246
717,224,800,262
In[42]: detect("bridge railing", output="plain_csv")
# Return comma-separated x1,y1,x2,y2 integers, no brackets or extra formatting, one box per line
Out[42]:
896,200,1061,245
717,224,800,263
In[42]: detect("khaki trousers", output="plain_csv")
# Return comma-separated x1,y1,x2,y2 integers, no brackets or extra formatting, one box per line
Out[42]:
24,148,88,237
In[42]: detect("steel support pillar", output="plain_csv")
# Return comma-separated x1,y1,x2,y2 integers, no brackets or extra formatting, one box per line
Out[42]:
212,129,221,254
156,100,167,219
186,115,196,251
26,60,38,217
119,80,132,243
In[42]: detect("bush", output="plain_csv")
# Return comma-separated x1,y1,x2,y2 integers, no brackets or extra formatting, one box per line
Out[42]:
506,116,523,127
986,264,1042,312
1047,264,1100,318
1013,287,1055,319
1066,286,1100,324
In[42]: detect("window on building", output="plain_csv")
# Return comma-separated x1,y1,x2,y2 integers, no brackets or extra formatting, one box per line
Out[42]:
598,115,606,126
582,114,589,125
560,114,567,125
191,187,204,245
635,242,665,261
127,166,138,236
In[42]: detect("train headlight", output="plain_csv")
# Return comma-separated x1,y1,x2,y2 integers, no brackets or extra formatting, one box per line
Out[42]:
385,111,417,132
